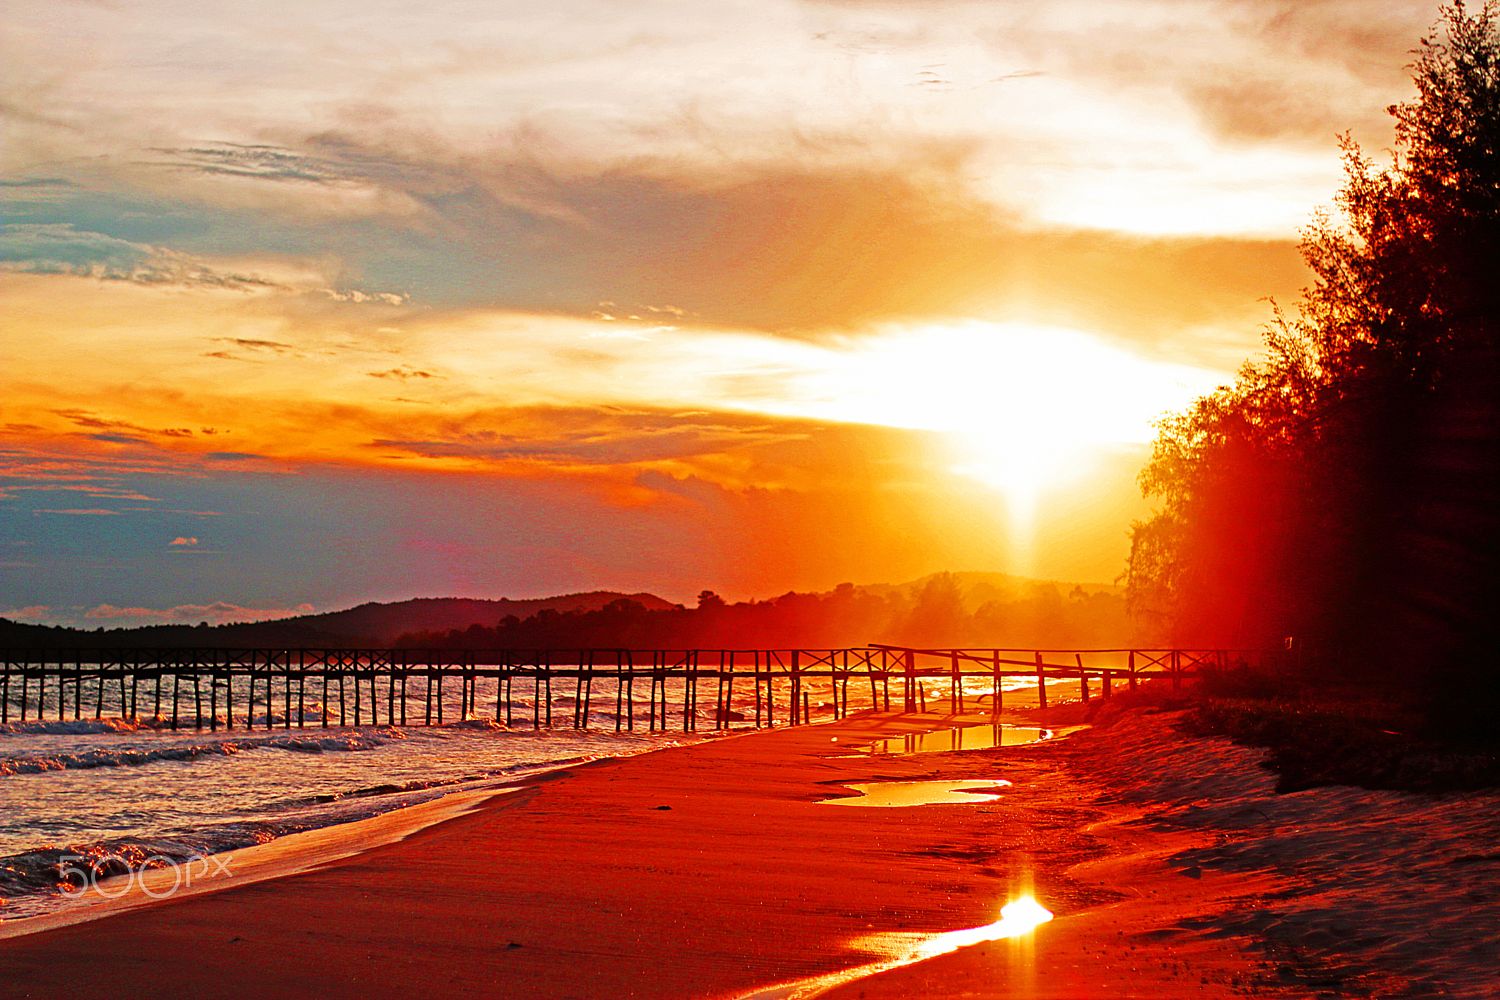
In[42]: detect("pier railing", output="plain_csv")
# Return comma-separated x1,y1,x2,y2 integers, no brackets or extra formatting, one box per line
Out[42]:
0,645,1269,734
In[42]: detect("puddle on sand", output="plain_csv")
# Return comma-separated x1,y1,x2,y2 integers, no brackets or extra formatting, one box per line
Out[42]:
857,723,1052,756
818,779,1012,807
738,895,1054,999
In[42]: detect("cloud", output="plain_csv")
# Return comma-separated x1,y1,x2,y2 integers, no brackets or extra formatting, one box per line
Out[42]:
0,605,52,622
0,177,77,204
147,143,345,184
0,443,205,505
51,408,201,443
218,337,297,353
0,223,408,303
0,223,289,290
368,366,437,381
83,601,316,625
368,408,808,468
35,507,123,515
140,136,1302,339
169,536,199,546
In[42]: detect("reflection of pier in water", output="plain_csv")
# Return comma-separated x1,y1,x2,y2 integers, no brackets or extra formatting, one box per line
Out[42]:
857,722,1051,755
0,645,1267,733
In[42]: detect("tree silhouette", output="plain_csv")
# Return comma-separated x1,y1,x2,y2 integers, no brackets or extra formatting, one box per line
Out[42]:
1127,3,1500,735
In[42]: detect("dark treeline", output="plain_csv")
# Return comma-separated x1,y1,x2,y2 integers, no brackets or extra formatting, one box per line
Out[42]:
1126,4,1500,736
395,574,1130,651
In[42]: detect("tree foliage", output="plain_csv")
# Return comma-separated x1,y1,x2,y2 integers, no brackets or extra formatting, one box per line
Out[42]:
1127,3,1500,733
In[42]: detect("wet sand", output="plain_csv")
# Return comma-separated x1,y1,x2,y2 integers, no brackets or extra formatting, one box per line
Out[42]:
0,700,1313,998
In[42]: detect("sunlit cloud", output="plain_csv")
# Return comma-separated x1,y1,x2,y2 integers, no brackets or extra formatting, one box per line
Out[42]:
0,605,52,622
84,601,316,625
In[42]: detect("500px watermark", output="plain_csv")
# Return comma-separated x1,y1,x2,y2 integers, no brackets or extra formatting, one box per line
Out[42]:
56,853,233,901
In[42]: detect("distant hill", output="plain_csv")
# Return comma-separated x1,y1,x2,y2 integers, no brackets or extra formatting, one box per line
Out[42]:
243,593,679,645
1,575,1133,650
0,592,678,649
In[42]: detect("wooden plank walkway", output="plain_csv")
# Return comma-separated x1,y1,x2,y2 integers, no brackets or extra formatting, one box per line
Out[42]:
0,646,1269,733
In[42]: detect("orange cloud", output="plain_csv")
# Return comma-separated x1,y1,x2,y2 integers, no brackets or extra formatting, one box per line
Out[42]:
83,602,316,625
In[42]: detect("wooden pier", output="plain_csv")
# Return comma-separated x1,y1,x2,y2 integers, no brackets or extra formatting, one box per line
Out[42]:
0,646,1266,733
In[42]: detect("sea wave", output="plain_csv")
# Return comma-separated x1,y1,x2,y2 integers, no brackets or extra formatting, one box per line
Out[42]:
0,718,147,736
0,839,213,898
0,731,393,777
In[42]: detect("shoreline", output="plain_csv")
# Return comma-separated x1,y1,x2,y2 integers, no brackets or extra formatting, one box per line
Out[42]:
3,695,1494,997
0,697,1272,998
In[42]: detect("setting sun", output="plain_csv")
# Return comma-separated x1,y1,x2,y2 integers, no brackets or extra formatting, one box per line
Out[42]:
745,321,1225,519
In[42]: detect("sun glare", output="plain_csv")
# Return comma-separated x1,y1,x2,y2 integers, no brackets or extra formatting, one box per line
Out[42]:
913,894,1056,959
759,321,1224,518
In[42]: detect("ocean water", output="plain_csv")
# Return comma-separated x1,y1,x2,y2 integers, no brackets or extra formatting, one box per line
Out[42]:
0,669,1043,920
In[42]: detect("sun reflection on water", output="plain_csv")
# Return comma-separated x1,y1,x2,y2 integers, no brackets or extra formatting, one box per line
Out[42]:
738,894,1054,1000
914,895,1054,958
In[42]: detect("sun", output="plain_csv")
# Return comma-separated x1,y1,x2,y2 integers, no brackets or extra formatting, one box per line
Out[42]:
778,320,1222,515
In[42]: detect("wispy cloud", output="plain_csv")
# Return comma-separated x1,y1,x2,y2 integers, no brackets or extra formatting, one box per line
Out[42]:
370,409,806,468
0,604,52,622
367,366,437,381
84,601,315,624
147,143,345,184
0,223,285,290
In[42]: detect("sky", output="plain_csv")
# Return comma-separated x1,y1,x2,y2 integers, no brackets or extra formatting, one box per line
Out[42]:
1,0,1439,627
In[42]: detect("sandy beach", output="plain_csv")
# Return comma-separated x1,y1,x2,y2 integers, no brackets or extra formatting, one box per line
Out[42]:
3,694,1497,998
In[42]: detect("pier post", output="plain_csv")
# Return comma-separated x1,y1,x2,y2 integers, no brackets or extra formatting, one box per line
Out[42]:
790,650,801,726
950,650,962,713
581,650,592,725
903,649,916,713
533,653,543,730
752,651,763,728
647,651,662,732
718,650,734,729
991,650,1002,716
1035,651,1048,710
399,656,409,726
95,658,106,720
224,660,235,729
624,650,636,732
424,664,433,726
